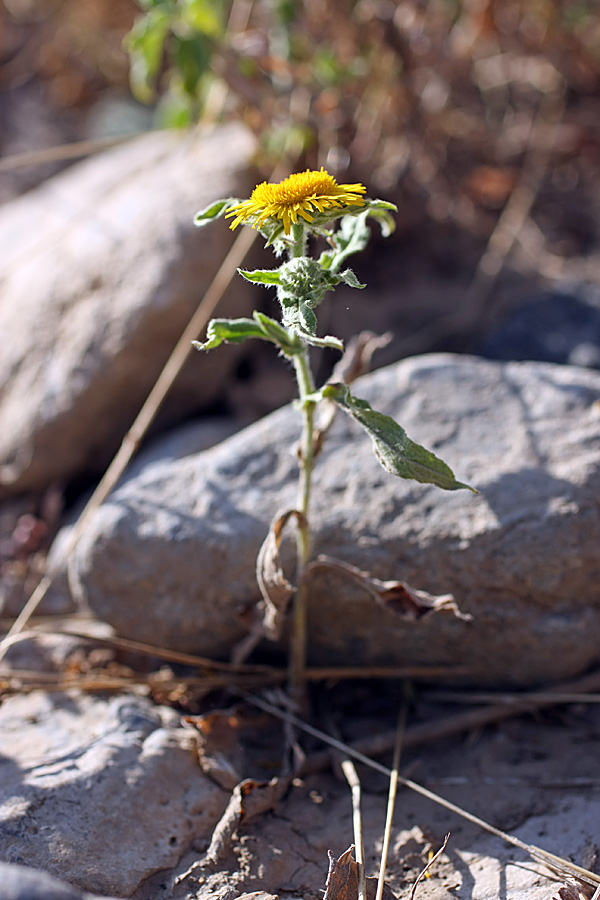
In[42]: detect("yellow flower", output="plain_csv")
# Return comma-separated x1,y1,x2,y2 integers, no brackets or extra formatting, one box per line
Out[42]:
226,168,366,235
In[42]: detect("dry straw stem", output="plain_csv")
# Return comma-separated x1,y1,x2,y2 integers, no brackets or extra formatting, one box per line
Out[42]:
376,703,407,900
0,133,149,173
235,689,600,893
341,759,367,900
302,667,600,776
409,834,450,900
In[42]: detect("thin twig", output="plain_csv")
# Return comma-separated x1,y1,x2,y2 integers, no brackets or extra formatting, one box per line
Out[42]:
409,834,450,900
376,701,407,900
0,133,151,173
302,668,600,774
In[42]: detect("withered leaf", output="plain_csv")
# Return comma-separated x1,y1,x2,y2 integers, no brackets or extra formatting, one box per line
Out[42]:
324,846,397,900
256,509,306,640
555,883,594,900
199,775,292,870
306,555,472,622
185,710,244,790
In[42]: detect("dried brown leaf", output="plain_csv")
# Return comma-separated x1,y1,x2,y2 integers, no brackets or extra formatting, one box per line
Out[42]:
256,509,306,640
185,710,244,790
324,846,397,900
306,555,472,622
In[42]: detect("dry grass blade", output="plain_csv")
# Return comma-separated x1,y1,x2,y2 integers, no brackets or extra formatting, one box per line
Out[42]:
376,702,407,900
0,133,149,172
410,834,450,900
0,628,278,674
234,689,600,893
340,760,367,900
303,668,600,775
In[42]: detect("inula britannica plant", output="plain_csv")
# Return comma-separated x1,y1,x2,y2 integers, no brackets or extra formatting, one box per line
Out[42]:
194,169,474,699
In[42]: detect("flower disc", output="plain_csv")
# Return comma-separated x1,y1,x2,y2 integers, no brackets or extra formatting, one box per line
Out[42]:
226,168,366,234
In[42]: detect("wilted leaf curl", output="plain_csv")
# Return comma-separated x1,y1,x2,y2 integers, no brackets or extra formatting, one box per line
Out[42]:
305,555,472,622
256,509,307,640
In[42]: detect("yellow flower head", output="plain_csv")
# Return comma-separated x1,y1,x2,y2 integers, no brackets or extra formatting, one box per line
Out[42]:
226,168,366,235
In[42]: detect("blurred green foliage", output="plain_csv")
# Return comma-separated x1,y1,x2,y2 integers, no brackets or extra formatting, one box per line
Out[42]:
125,0,600,220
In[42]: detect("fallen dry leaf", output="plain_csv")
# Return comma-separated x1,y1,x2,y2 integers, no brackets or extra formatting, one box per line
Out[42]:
305,555,472,622
185,710,245,790
323,846,397,900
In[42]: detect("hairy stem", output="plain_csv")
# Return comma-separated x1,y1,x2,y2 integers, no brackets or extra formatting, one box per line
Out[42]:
290,317,315,704
290,222,307,258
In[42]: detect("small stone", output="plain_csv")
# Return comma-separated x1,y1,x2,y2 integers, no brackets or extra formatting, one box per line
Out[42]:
0,691,227,896
0,862,120,899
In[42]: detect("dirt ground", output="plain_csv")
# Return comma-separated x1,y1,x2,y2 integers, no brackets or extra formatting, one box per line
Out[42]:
130,684,600,900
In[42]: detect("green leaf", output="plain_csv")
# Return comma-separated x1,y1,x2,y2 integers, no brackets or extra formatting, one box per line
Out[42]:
319,211,371,272
282,300,317,335
252,312,302,356
193,317,268,350
126,8,171,102
179,0,224,37
322,383,476,492
295,332,344,352
365,199,398,238
238,268,282,286
173,34,211,96
193,314,302,356
339,268,365,289
258,220,287,248
194,198,237,226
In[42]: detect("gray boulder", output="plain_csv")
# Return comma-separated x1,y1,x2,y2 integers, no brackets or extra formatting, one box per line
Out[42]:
0,691,227,896
0,123,256,497
69,354,600,686
0,863,119,900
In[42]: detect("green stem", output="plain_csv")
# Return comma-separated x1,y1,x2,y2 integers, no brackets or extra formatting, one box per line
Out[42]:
290,222,307,258
290,319,315,706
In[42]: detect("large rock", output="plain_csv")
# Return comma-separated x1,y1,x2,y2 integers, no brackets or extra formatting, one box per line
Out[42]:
0,690,227,896
0,863,120,900
69,354,600,686
0,123,256,497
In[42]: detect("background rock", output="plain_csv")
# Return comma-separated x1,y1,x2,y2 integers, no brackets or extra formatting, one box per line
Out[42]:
0,862,120,900
69,353,600,686
478,287,600,369
41,415,240,616
0,691,227,896
0,122,256,497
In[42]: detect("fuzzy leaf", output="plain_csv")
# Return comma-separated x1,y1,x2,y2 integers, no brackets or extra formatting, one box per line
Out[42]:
238,268,282,286
194,198,237,227
194,314,301,356
252,312,302,356
193,317,269,351
339,268,365,289
365,199,397,237
323,383,476,492
295,331,344,352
